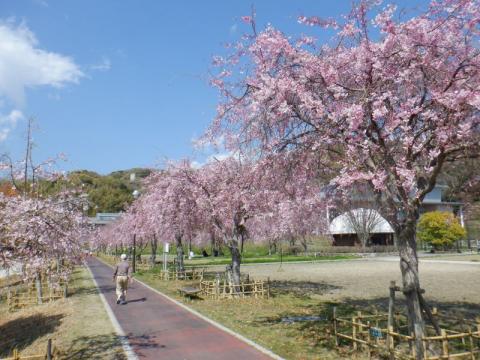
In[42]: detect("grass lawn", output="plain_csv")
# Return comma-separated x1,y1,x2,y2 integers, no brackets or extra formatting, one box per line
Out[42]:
131,268,366,360
0,266,125,360
183,254,358,266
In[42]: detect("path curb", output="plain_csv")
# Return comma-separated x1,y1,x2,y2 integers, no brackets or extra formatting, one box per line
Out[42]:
96,257,284,360
86,263,138,360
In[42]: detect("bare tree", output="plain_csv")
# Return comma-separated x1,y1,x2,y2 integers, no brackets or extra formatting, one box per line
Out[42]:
335,186,390,251
344,207,384,251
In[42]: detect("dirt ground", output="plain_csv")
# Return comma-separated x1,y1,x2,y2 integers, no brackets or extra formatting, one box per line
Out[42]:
234,258,480,305
428,254,480,262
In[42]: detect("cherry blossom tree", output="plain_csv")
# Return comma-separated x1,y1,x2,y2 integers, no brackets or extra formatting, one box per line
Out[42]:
0,123,90,302
141,164,200,271
176,158,258,288
96,164,202,272
179,156,326,288
0,191,88,302
208,1,480,356
98,156,326,294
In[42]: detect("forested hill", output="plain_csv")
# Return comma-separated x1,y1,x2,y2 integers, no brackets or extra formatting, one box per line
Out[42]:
67,168,152,215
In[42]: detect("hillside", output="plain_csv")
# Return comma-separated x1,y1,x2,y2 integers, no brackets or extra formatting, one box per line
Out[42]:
67,168,152,215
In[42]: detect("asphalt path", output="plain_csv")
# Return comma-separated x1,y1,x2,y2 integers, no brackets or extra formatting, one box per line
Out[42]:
87,257,276,360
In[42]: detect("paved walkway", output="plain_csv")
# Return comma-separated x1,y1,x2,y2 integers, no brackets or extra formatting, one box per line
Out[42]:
87,258,275,360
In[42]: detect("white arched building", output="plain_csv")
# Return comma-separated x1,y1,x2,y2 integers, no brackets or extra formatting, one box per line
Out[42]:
329,209,395,247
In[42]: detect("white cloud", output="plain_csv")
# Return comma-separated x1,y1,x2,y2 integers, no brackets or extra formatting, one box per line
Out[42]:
191,151,235,168
0,109,23,126
191,160,203,169
0,20,83,106
91,56,111,72
0,109,24,141
207,151,233,162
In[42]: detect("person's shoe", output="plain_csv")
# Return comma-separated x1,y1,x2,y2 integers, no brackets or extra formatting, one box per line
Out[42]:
116,299,121,304
121,300,127,305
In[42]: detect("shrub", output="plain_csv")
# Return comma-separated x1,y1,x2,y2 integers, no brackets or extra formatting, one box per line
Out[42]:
417,211,466,249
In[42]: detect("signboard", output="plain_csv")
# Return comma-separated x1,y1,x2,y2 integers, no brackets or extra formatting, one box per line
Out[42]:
164,243,170,253
369,327,383,338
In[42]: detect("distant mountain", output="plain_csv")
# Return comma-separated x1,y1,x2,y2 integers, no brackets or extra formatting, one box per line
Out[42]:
67,168,152,215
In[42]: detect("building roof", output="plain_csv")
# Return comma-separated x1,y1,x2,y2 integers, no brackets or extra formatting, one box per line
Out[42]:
88,212,122,226
329,208,394,235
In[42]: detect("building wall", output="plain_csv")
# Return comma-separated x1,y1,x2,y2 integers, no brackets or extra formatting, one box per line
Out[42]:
333,233,394,247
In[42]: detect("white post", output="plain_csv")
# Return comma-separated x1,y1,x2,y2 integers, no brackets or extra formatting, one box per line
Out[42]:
163,243,169,272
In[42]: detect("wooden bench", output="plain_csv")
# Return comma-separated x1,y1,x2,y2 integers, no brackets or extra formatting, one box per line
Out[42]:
177,286,202,299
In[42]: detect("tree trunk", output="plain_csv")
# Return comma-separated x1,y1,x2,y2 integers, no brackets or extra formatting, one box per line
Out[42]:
35,272,43,305
361,235,368,253
269,240,277,255
229,239,242,293
300,236,308,255
175,234,184,272
289,235,296,247
240,232,245,255
150,235,158,267
210,232,216,256
397,222,425,360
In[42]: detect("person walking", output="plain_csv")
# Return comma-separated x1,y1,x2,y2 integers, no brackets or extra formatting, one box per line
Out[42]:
113,254,132,304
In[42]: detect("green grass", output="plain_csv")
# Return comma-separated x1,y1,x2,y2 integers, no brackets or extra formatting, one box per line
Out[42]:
0,267,125,359
185,254,358,266
133,270,365,360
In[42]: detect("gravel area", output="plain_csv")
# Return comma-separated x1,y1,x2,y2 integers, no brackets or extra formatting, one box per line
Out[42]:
236,259,480,304
426,254,480,262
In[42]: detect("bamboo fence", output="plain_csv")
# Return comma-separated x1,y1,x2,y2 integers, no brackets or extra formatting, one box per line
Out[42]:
155,267,205,281
332,309,480,359
7,280,68,312
199,278,269,300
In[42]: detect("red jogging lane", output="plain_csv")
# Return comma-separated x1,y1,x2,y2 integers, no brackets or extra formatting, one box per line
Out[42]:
87,257,275,360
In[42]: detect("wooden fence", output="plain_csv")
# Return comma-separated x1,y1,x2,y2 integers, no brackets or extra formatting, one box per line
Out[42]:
332,309,480,359
155,267,205,281
7,280,68,312
200,278,269,300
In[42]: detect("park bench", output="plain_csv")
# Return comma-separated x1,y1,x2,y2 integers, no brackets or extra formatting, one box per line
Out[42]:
177,286,202,300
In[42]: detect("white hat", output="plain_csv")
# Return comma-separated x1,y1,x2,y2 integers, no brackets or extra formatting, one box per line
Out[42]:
120,254,127,260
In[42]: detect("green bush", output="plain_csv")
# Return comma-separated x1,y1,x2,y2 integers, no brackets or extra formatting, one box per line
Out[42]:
417,211,466,249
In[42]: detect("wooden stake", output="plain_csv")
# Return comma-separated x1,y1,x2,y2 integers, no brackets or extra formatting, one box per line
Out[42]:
411,332,417,359
366,320,372,358
352,315,358,351
267,277,270,299
47,338,52,360
419,292,441,336
441,329,449,358
387,325,395,360
333,307,338,346
468,326,475,360
388,281,396,331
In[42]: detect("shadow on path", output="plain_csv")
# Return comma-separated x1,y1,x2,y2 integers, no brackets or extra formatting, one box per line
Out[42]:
61,334,127,360
126,297,147,304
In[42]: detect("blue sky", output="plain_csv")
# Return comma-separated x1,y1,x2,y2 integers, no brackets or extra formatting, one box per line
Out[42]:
0,0,427,174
